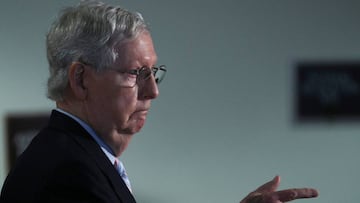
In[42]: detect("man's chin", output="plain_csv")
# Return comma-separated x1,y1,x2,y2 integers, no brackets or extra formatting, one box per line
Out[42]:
134,119,146,132
124,119,146,135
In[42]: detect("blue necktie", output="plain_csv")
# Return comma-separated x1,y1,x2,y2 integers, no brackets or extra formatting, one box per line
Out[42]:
114,159,132,192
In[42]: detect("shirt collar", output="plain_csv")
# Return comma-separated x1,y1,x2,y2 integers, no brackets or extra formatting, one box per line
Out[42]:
54,108,117,162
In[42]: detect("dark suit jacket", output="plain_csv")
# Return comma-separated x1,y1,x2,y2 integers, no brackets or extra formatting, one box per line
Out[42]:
0,110,136,203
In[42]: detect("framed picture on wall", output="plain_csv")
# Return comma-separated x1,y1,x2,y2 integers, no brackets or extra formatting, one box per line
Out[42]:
5,113,50,171
295,61,360,121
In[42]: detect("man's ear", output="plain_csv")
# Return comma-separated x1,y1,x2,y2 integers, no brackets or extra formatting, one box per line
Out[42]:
68,62,87,100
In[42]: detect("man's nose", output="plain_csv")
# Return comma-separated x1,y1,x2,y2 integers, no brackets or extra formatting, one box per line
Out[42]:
138,75,159,100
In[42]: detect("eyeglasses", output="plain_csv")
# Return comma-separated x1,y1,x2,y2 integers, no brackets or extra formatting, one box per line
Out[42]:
110,65,167,88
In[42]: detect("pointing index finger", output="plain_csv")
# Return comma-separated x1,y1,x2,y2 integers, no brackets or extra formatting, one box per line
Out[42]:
275,188,319,202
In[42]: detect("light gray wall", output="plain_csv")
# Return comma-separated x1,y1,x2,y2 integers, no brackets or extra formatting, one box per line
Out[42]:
1,0,360,202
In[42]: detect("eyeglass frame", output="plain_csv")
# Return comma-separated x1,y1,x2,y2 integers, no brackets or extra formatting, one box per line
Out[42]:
80,61,167,88
109,65,167,88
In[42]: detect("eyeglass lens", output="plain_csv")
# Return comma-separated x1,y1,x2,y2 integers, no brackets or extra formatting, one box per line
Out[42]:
140,66,166,84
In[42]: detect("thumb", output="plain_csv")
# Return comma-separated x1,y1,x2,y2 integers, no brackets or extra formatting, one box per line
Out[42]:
254,175,281,193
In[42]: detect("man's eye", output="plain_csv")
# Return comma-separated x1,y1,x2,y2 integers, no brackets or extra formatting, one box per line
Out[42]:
128,69,139,75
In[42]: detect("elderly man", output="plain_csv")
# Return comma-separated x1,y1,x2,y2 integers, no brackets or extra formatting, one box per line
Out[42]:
0,1,317,203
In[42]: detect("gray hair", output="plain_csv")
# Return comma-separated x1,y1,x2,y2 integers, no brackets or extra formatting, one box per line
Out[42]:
46,0,148,101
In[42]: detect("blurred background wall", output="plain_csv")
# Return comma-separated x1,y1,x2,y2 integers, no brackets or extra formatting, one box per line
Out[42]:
1,0,359,202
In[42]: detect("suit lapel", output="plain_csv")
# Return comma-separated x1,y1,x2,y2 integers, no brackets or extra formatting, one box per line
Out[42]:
48,110,136,203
